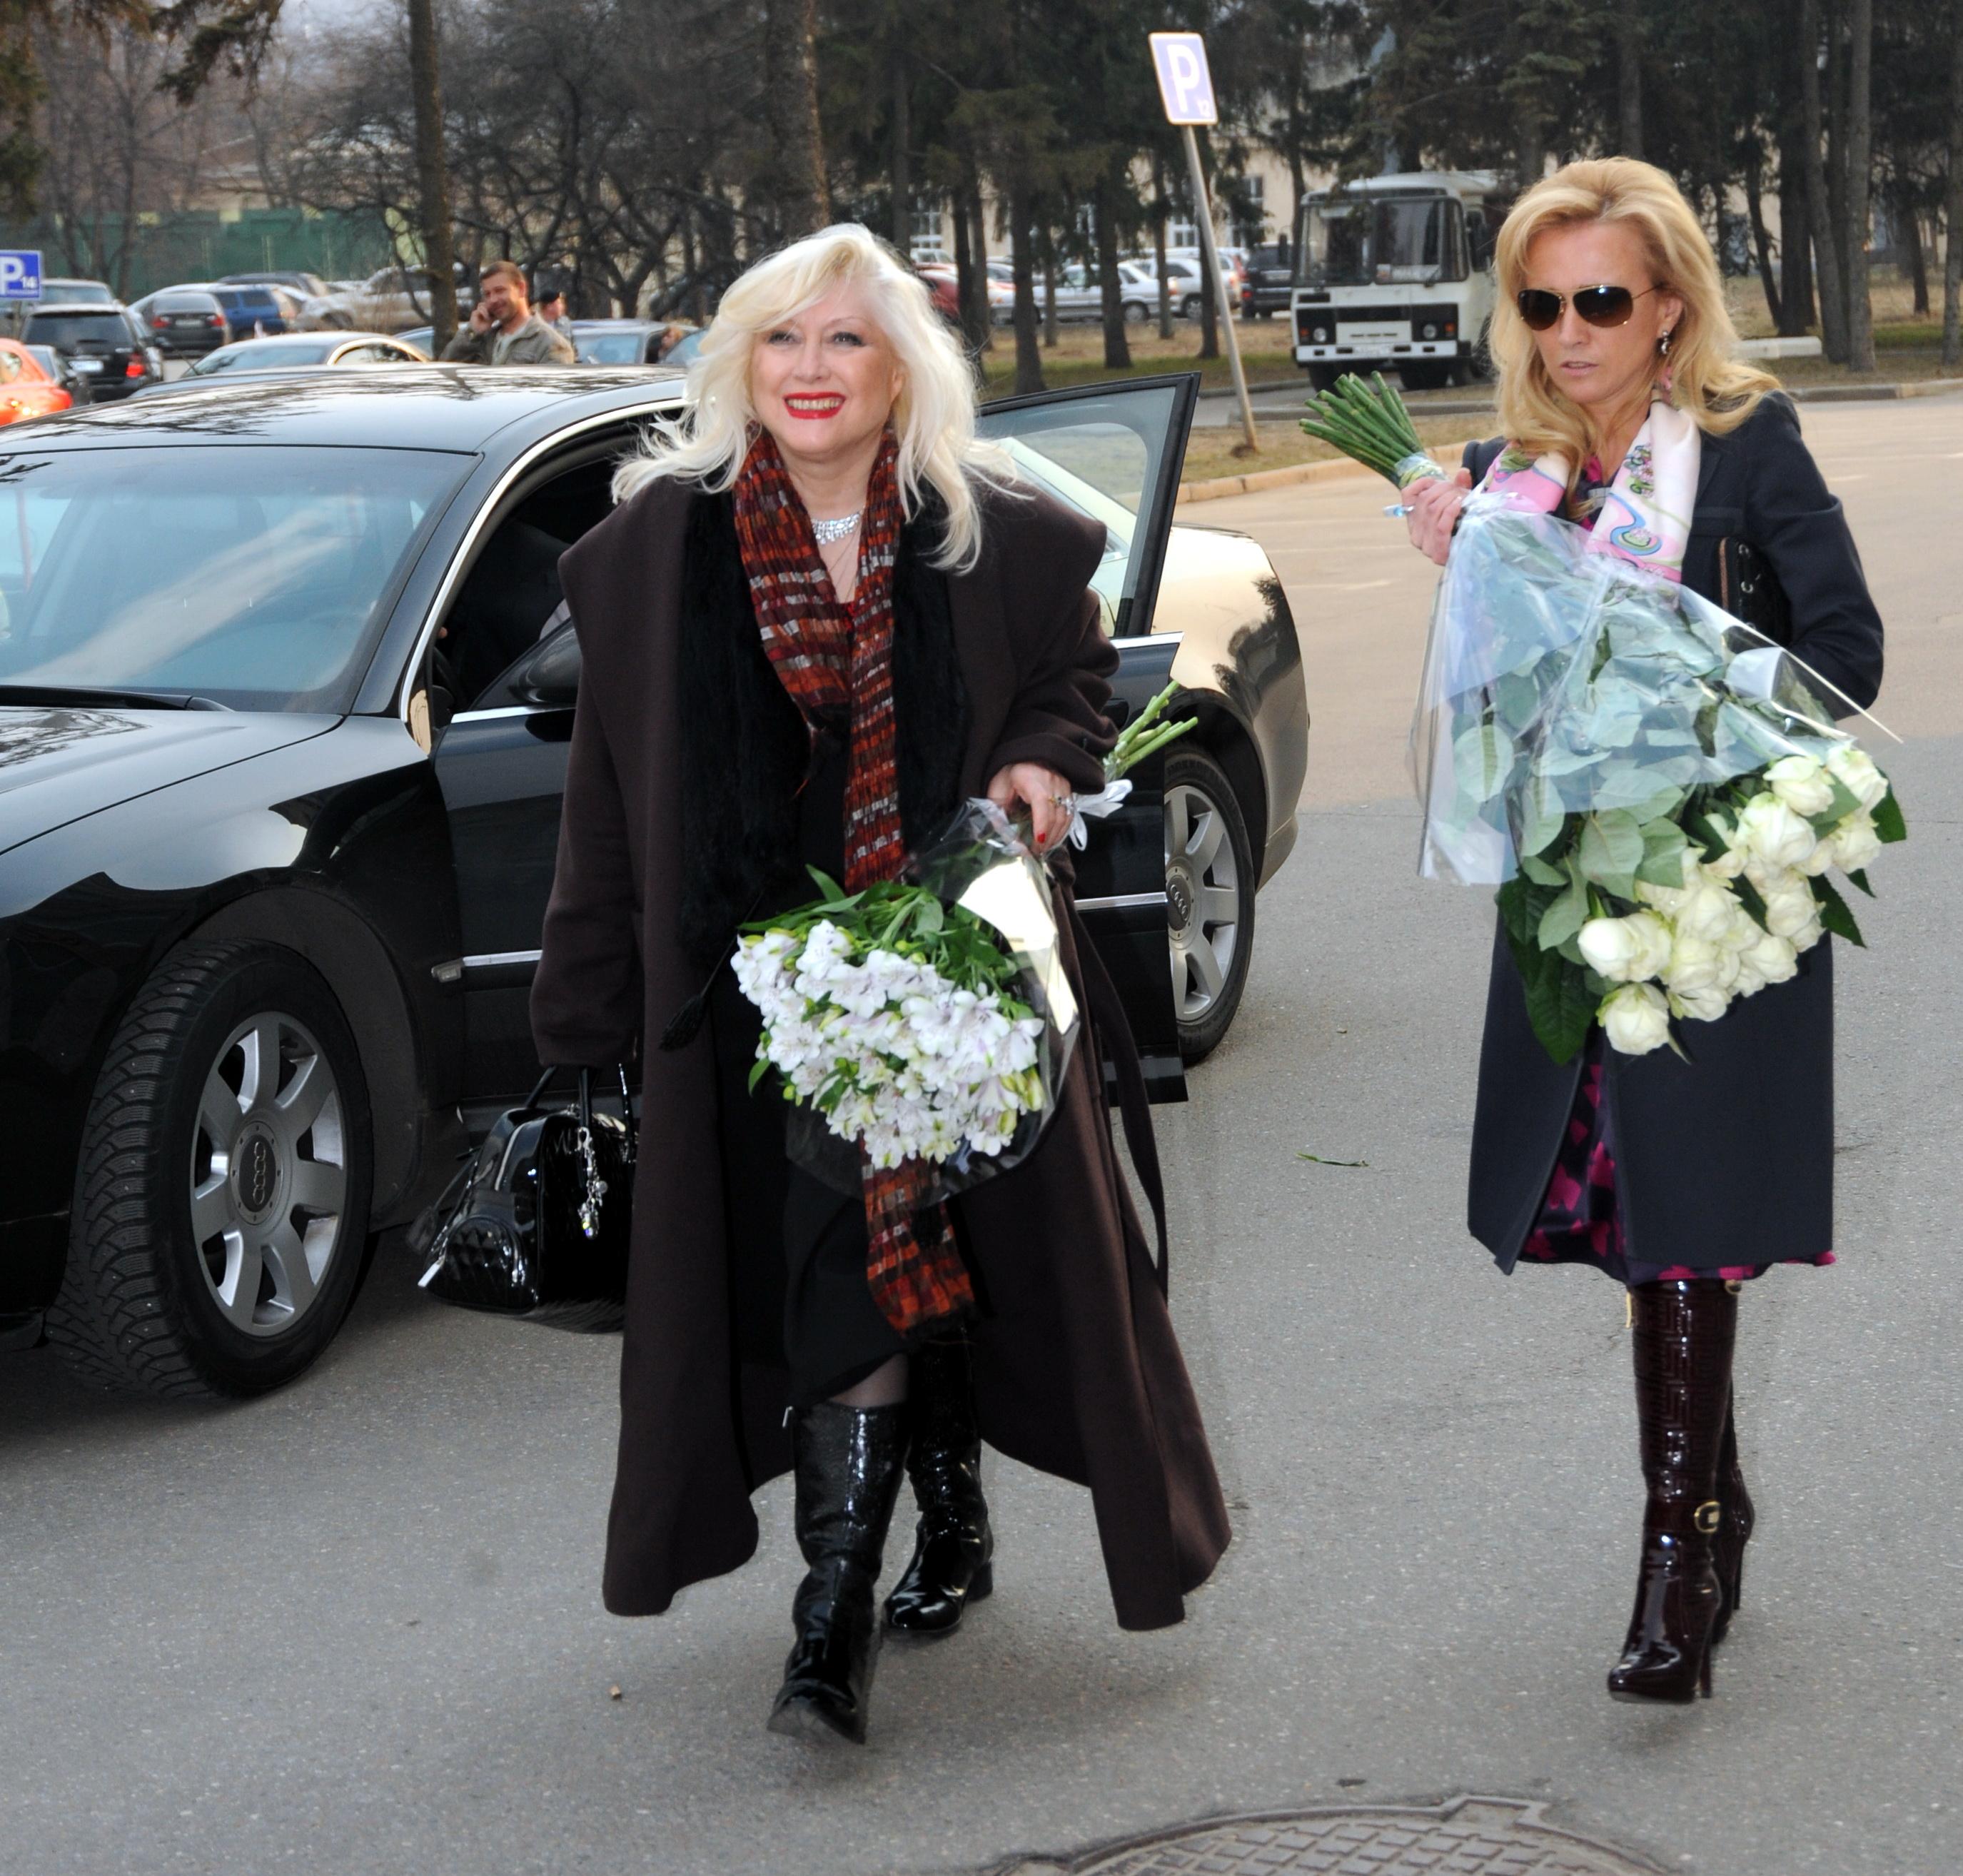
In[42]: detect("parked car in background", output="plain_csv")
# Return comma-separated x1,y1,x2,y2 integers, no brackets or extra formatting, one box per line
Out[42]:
27,278,116,311
914,263,959,323
0,368,1303,1401
570,318,694,365
0,338,71,424
24,343,86,403
1136,253,1239,322
211,283,288,336
130,330,429,396
130,286,233,356
220,271,330,303
300,266,473,333
18,303,162,400
1239,242,1296,318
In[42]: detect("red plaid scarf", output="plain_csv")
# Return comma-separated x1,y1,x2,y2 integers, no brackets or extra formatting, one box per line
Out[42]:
731,427,974,1341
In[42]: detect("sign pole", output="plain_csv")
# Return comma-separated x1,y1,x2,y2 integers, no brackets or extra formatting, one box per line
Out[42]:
1178,125,1258,454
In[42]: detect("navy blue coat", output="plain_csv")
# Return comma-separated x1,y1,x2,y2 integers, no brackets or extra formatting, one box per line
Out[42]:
1460,394,1884,1272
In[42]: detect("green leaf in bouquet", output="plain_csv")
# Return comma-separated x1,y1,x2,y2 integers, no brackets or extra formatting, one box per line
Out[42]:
1495,874,1545,949
1517,780,1568,860
1872,787,1908,844
914,896,945,936
1578,810,1643,897
748,1055,774,1094
1812,873,1867,947
1845,867,1875,898
1802,775,1863,834
1626,785,1685,823
1555,932,1588,966
1538,873,1589,949
1520,852,1567,887
1732,872,1771,932
1635,819,1690,888
1453,719,1515,802
1519,943,1597,1065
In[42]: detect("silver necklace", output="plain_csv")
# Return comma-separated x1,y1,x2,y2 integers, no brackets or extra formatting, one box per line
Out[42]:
810,510,862,546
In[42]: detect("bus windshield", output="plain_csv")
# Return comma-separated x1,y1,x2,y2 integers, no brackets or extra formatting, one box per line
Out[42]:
1301,196,1461,288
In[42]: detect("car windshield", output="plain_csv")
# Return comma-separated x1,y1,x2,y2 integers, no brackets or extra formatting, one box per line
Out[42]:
191,339,335,375
1302,196,1450,287
0,445,467,712
24,312,128,349
47,282,114,304
577,332,647,364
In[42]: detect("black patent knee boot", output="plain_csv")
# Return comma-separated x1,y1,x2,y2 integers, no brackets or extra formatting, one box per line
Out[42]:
1710,1370,1756,1647
768,1401,908,1745
1608,1279,1736,1704
884,1336,994,1638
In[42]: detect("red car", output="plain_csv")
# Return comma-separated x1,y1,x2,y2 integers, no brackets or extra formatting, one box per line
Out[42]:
0,338,73,424
914,263,961,323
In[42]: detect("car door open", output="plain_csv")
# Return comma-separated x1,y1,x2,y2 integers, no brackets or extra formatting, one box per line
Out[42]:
975,374,1199,1102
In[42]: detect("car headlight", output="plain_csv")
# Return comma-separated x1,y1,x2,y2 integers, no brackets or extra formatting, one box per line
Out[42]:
1421,323,1438,339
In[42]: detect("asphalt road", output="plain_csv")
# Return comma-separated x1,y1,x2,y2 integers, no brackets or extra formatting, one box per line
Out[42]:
3,399,1960,1876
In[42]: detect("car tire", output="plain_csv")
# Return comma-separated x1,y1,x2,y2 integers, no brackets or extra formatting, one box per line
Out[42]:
1306,362,1353,392
1179,293,1203,321
46,940,373,1401
1164,747,1257,1064
1121,300,1149,325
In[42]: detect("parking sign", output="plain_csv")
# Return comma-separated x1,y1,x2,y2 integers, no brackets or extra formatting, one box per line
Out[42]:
1149,32,1217,126
0,250,42,299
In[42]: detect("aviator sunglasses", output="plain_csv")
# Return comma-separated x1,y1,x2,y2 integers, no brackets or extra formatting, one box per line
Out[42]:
1515,283,1660,331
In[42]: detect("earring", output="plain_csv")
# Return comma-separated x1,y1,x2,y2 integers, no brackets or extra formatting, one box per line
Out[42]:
1659,330,1673,358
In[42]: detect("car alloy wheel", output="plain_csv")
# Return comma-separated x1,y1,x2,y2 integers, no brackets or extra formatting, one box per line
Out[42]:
46,940,373,1398
1180,294,1203,321
1122,300,1149,325
191,1010,348,1337
1163,747,1256,1063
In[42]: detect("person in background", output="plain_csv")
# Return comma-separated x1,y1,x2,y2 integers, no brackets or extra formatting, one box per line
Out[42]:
536,280,575,343
443,260,575,365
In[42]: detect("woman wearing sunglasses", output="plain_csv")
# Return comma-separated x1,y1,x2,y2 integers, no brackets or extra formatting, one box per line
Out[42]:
1405,158,1883,1705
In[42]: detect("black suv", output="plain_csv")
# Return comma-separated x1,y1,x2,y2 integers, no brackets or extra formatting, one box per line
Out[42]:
19,303,162,402
1239,242,1296,319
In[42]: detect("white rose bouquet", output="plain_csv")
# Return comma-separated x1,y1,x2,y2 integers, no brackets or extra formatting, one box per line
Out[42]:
1306,375,1906,1064
732,801,1071,1193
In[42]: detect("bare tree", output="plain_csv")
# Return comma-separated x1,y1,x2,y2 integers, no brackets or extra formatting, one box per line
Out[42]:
1842,0,1874,369
1799,0,1850,362
407,0,457,348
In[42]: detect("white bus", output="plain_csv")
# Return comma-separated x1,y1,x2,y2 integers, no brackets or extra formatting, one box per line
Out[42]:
1290,171,1511,391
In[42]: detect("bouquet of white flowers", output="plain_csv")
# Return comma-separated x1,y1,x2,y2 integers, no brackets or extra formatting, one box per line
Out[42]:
1304,375,1905,1064
732,685,1195,1187
732,798,1073,1195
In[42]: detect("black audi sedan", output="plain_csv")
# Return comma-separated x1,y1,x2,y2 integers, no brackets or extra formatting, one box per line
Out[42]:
0,368,1306,1399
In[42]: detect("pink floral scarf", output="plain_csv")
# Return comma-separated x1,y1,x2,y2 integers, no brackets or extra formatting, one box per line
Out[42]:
1479,396,1701,583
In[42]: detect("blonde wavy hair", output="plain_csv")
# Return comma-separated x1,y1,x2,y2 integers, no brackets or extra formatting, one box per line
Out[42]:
612,223,1011,572
1492,158,1776,479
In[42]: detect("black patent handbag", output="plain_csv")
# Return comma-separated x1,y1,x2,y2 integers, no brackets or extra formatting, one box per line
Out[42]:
413,1066,635,1333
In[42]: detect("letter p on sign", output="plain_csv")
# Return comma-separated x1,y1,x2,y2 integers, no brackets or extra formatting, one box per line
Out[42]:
1150,32,1216,126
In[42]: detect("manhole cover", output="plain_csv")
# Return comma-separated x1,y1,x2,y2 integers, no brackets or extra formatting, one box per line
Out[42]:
996,1794,1664,1876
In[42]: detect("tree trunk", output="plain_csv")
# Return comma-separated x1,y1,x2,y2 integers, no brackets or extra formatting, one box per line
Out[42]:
1842,0,1874,371
1946,0,1963,368
1095,169,1131,371
1009,183,1043,393
957,176,991,353
1042,246,1059,348
1745,144,1782,328
764,0,830,238
1777,127,1816,334
1903,198,1929,316
1800,0,1850,360
1152,156,1173,338
406,0,458,353
1615,11,1643,158
888,29,910,253
1826,0,1851,337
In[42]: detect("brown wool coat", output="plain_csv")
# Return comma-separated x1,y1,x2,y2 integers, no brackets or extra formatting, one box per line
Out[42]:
531,473,1231,1631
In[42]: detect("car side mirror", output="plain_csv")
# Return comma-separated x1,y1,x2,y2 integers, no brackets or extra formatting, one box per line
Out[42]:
512,626,581,708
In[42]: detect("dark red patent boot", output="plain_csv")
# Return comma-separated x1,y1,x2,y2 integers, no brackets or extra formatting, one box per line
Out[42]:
1607,1279,1736,1704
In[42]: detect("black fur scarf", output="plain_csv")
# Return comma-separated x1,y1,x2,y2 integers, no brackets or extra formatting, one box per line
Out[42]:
673,487,973,977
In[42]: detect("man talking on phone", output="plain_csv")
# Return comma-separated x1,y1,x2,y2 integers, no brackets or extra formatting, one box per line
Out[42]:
442,259,576,365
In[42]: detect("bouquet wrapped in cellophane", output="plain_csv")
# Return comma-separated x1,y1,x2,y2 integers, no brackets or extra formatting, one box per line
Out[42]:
732,685,1191,1194
1303,374,1906,1064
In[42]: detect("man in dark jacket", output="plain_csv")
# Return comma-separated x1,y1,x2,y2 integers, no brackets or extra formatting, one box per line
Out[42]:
442,260,575,365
